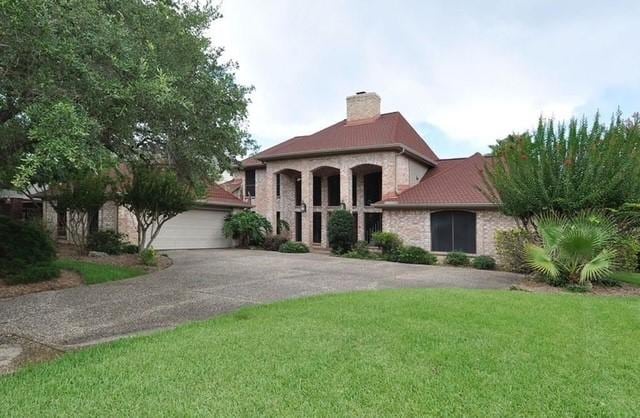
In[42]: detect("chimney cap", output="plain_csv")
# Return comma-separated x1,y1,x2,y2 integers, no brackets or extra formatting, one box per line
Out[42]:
356,91,366,95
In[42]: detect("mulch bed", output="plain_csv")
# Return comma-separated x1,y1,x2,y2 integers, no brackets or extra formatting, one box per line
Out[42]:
0,244,172,299
514,278,640,297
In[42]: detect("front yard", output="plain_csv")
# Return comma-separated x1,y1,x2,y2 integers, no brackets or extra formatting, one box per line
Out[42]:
1,289,638,416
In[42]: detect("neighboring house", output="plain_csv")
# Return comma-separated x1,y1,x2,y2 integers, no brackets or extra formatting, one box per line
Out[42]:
0,189,42,222
42,184,251,250
230,92,516,256
219,178,243,199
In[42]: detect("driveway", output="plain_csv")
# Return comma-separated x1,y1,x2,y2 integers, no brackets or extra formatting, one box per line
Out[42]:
0,250,522,349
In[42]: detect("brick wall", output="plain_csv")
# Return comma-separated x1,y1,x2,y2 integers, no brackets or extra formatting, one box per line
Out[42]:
383,209,517,257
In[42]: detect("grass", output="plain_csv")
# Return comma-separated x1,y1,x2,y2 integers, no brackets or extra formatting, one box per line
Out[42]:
0,289,639,416
610,271,640,286
53,259,145,284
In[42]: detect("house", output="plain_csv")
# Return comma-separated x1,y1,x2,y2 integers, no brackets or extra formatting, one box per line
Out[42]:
43,184,251,250
230,92,516,256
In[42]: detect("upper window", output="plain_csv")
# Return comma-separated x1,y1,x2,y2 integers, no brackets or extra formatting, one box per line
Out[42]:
276,174,281,198
313,176,322,206
328,175,340,206
245,169,256,197
430,211,476,253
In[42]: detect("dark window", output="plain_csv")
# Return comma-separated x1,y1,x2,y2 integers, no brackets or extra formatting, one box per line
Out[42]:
57,211,67,239
313,212,322,243
364,213,382,243
352,175,357,207
352,212,358,242
364,172,382,205
276,174,281,198
89,208,99,234
276,212,281,235
313,176,322,206
295,212,302,241
245,169,256,197
295,178,302,206
430,211,476,253
328,175,340,206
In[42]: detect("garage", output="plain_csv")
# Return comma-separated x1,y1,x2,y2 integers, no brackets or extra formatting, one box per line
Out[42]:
152,209,231,250
151,184,251,250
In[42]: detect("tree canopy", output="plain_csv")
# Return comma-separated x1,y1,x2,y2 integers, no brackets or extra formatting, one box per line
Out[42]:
0,0,253,190
484,113,640,226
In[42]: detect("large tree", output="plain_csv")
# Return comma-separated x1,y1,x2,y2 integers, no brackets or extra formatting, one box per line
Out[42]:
484,113,640,228
0,0,253,190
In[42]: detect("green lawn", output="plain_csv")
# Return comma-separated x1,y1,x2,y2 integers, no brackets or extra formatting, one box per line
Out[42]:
610,271,640,286
1,289,639,416
54,259,145,284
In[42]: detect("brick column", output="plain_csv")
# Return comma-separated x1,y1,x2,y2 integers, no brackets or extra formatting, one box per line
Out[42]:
301,170,313,245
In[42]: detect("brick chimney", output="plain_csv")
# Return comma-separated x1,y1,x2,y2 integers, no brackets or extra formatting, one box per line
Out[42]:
346,91,381,122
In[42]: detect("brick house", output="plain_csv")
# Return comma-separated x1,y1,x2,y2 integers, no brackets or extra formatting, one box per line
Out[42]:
231,92,516,256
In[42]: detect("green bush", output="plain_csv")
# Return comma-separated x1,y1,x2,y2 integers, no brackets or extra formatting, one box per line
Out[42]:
122,244,139,254
344,241,379,260
612,234,640,272
0,216,56,275
445,251,470,266
327,210,354,254
495,229,533,273
278,241,309,253
263,235,289,251
223,210,272,247
140,248,157,266
372,231,403,256
472,255,496,270
87,230,128,255
396,246,437,265
5,263,60,285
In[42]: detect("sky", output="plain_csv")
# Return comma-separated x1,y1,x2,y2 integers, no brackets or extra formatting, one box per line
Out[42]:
208,0,640,159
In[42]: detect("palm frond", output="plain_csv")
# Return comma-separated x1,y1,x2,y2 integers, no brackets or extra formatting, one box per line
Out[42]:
525,244,559,278
580,249,616,283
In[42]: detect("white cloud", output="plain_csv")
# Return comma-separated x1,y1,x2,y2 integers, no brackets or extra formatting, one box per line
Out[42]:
208,0,640,153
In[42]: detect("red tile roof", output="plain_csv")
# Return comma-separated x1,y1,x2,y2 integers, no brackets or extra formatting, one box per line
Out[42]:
252,112,438,165
203,184,252,208
378,153,497,207
240,157,265,169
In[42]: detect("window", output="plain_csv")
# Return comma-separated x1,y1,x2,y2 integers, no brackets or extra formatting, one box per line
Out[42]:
352,175,357,207
276,174,281,198
313,212,322,243
313,176,322,206
245,169,256,197
295,178,302,206
328,175,340,206
430,211,476,253
364,172,382,205
364,213,382,243
276,212,281,235
295,212,302,241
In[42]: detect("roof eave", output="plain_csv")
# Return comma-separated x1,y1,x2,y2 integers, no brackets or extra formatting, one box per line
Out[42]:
373,202,500,210
195,200,253,209
255,144,437,167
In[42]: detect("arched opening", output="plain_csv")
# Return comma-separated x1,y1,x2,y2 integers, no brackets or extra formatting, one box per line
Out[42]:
430,211,476,253
311,166,341,207
273,169,302,241
351,164,382,207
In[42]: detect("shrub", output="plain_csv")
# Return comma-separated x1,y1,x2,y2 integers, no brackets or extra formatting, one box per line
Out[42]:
372,231,403,256
472,255,496,270
526,211,617,285
396,246,437,265
0,216,56,275
495,229,533,273
327,210,354,254
87,230,128,255
263,235,289,251
278,241,309,253
122,244,139,254
445,251,470,266
5,263,60,285
343,241,378,260
223,210,272,247
140,248,157,266
611,234,640,272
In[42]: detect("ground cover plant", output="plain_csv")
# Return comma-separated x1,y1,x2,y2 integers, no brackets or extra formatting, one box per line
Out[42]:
278,241,309,253
0,289,638,416
53,259,144,285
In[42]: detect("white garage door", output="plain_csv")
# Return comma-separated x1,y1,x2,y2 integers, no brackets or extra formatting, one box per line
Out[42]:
152,209,231,250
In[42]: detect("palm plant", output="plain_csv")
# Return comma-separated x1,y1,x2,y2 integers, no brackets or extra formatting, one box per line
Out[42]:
525,211,617,284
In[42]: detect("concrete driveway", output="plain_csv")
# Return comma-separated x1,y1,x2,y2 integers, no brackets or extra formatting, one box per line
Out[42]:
0,249,522,349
